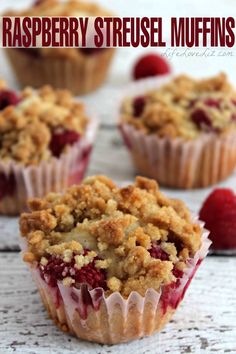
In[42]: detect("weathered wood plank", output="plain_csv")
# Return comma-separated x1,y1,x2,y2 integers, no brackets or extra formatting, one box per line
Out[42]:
0,127,235,250
0,253,235,353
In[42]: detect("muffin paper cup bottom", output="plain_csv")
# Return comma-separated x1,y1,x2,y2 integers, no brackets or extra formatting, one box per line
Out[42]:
27,221,211,344
6,49,115,95
0,117,98,215
120,123,236,189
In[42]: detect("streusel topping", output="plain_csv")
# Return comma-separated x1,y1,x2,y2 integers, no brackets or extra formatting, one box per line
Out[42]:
0,83,88,165
20,176,202,297
121,73,236,139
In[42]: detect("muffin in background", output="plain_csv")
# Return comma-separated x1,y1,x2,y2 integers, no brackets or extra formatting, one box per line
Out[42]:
120,73,236,189
4,0,115,95
0,81,98,215
20,175,210,344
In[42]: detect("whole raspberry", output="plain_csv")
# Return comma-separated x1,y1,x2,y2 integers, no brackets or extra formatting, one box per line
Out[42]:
199,189,236,250
40,254,107,289
133,96,146,117
49,130,80,157
149,244,169,260
0,90,20,110
133,53,171,80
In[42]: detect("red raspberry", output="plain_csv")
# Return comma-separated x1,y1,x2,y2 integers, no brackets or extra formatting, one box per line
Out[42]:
204,98,221,108
133,96,146,117
191,109,212,130
149,244,169,260
49,130,80,157
0,90,20,110
39,254,107,289
133,53,171,80
0,173,16,200
172,267,184,279
199,189,236,250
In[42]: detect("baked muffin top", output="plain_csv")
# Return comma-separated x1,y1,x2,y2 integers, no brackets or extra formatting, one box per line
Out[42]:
20,175,202,297
5,0,111,59
121,73,236,140
0,81,88,165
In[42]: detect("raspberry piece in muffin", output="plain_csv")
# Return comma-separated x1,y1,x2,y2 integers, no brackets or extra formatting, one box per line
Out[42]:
49,130,81,157
0,89,20,110
200,188,236,250
0,173,16,200
40,253,107,289
133,96,146,117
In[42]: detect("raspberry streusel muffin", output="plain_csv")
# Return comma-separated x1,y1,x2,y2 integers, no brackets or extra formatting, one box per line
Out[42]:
120,73,236,189
0,81,97,215
20,175,210,344
4,0,115,94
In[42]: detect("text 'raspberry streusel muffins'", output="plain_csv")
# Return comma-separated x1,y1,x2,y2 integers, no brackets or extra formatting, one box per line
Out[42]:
4,0,115,95
20,175,210,344
0,81,98,215
119,73,236,189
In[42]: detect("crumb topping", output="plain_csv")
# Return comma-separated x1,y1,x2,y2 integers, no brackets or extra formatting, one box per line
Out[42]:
20,175,202,297
121,73,236,139
0,83,88,165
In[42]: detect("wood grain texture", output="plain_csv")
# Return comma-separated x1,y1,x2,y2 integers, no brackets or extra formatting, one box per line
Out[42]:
0,253,235,354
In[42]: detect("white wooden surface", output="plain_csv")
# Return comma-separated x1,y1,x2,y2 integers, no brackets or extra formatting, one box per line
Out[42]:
0,0,236,353
0,253,236,354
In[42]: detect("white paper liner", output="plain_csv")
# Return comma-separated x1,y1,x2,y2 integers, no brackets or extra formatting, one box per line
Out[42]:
0,116,99,214
25,218,211,344
118,76,236,189
120,123,236,189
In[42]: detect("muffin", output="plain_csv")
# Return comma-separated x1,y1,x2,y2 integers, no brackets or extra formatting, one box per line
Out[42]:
0,81,97,215
20,175,210,344
120,73,236,189
4,0,115,95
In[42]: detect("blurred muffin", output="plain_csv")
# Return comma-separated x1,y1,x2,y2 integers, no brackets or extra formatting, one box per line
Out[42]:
0,81,97,215
20,175,210,344
120,73,236,189
4,0,115,94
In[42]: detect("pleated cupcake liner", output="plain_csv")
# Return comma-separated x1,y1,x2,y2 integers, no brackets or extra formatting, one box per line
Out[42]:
5,48,115,95
26,219,211,344
120,123,236,189
0,116,98,215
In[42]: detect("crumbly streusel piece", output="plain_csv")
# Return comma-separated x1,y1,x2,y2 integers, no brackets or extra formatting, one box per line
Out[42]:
20,175,202,297
121,73,236,140
0,83,88,165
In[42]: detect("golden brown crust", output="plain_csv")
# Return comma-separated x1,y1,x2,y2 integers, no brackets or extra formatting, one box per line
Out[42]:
121,73,236,140
20,175,202,297
0,84,88,165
